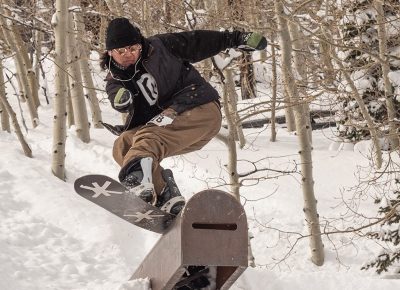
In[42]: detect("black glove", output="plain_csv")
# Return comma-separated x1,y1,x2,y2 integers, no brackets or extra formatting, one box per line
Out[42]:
113,87,133,112
100,121,126,136
238,32,267,51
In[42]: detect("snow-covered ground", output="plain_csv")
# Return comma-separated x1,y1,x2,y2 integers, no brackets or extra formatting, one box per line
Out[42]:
1,56,399,289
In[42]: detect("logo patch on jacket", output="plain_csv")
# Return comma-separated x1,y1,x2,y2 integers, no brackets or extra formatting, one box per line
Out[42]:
137,73,158,105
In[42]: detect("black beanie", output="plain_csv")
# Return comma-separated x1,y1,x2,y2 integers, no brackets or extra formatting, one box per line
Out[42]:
106,18,142,50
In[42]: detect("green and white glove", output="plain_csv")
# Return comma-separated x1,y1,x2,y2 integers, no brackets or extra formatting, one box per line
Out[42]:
238,32,267,51
114,87,133,112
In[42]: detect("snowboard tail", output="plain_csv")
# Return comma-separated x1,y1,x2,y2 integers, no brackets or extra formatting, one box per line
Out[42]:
74,174,176,234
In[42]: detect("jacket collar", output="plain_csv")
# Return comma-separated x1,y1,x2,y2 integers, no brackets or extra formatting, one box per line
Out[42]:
141,38,154,59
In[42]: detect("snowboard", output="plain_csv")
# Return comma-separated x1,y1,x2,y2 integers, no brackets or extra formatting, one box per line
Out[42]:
74,174,176,234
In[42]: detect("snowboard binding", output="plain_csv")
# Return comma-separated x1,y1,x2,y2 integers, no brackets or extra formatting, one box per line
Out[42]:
120,157,158,205
157,169,186,215
120,157,185,215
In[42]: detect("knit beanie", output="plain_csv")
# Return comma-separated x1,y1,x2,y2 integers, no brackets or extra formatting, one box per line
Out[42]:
106,18,142,50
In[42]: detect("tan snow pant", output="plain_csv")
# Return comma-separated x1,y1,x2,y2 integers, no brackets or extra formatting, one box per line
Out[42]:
113,101,222,195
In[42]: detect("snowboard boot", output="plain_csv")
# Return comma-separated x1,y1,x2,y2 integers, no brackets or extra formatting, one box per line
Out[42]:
155,169,185,215
119,157,157,204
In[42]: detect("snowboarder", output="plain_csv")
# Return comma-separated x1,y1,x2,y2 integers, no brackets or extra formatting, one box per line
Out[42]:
100,17,267,216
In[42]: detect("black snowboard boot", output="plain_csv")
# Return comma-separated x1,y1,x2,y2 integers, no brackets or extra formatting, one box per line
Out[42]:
156,169,185,215
119,157,156,204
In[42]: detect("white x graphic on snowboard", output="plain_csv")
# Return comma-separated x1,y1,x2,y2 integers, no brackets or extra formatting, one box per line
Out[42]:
80,181,122,198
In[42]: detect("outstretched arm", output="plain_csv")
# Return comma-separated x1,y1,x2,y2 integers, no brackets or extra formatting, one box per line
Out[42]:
156,30,267,63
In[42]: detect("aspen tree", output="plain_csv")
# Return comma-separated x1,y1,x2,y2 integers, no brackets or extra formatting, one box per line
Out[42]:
228,0,256,100
66,78,75,128
274,0,324,266
0,101,9,132
72,9,103,128
33,0,45,96
0,6,39,128
374,0,399,150
0,61,10,132
225,68,246,148
98,1,108,51
141,1,150,36
0,59,32,157
33,28,42,92
163,0,173,32
0,94,32,157
51,0,70,180
270,40,277,142
288,22,312,143
66,6,90,143
3,0,40,108
10,23,40,109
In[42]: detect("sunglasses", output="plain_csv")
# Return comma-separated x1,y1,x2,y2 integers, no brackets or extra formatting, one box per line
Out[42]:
113,44,142,55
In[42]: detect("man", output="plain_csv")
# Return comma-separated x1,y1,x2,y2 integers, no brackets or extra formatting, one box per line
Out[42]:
100,18,267,216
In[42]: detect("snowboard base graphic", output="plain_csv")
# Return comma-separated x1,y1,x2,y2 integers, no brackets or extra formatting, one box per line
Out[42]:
74,174,175,234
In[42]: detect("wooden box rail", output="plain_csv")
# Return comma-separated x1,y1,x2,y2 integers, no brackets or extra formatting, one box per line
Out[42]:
131,189,248,290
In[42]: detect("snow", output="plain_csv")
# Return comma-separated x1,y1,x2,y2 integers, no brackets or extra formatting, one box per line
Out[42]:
388,70,400,86
350,69,375,94
1,58,400,290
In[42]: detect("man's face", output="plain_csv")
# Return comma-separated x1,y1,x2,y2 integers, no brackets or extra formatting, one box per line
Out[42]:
109,44,142,67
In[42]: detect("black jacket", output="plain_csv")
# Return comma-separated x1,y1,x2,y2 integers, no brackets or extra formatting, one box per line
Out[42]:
103,30,243,135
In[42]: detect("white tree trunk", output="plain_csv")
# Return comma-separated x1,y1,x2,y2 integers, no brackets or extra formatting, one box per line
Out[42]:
5,0,40,109
66,77,75,128
13,29,40,109
141,1,150,36
163,0,173,32
319,34,336,87
374,0,399,150
0,62,11,132
0,100,10,132
220,83,240,199
67,7,90,143
33,18,43,95
14,58,28,103
73,10,103,128
225,68,246,148
0,6,39,128
275,0,325,266
240,53,256,100
52,0,70,180
270,41,277,142
98,1,108,51
284,92,296,132
0,94,33,157
0,62,32,157
289,22,312,143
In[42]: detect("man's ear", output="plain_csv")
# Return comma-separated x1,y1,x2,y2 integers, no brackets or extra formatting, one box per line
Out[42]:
108,51,112,56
